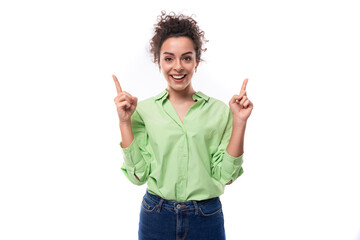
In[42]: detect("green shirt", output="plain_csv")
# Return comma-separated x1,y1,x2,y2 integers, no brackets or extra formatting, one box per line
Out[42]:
120,89,244,201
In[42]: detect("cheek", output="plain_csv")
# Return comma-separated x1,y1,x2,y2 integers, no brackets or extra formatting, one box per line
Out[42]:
187,62,197,69
160,63,171,72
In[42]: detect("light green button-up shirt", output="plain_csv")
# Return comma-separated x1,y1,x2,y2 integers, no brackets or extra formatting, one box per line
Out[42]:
120,89,244,201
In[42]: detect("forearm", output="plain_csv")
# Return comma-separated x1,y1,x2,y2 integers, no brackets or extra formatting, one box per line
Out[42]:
226,120,246,158
119,121,134,149
119,121,141,181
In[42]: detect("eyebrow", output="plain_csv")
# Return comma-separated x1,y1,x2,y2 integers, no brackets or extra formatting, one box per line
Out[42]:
162,51,193,56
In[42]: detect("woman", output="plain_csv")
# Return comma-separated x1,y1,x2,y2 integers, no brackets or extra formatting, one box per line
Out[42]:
113,11,253,240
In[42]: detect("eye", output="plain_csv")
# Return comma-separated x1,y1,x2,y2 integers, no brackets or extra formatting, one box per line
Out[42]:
164,57,173,62
184,56,192,61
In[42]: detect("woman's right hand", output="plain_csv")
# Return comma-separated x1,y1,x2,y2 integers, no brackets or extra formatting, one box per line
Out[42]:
113,74,138,123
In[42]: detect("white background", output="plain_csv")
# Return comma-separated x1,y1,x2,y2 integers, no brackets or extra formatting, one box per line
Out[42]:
1,0,359,239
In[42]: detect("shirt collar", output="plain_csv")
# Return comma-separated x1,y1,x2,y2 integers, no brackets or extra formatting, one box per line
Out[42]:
155,89,210,102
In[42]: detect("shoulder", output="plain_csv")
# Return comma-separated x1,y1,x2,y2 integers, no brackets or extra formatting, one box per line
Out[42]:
137,90,166,109
203,92,230,113
137,96,155,109
133,95,159,118
208,95,227,108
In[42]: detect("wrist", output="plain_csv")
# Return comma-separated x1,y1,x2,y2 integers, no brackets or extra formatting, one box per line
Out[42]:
232,119,247,129
119,120,131,127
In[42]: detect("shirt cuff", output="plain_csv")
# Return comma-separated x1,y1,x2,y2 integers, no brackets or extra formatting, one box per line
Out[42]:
119,139,143,168
221,150,244,184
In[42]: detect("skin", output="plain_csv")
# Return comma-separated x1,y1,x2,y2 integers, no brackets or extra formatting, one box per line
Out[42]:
113,36,253,185
158,37,199,104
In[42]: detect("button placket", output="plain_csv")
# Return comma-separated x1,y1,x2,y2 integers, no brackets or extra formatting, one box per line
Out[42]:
178,132,189,201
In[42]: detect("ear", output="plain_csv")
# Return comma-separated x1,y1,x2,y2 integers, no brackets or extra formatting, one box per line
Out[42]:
195,58,200,68
157,60,161,72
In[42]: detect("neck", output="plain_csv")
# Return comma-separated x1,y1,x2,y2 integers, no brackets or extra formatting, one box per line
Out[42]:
166,86,196,103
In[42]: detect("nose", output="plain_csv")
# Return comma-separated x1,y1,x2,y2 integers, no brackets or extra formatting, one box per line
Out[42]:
174,59,183,72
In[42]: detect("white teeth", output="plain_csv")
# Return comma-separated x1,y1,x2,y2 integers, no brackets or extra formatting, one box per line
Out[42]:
172,75,185,79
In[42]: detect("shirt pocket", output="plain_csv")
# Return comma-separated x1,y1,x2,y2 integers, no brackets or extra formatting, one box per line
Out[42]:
198,197,223,217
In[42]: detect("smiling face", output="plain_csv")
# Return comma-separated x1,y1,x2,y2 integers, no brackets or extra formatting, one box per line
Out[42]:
158,36,200,93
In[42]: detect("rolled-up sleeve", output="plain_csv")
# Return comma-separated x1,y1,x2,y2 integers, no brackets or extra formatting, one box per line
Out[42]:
210,108,244,185
120,109,152,185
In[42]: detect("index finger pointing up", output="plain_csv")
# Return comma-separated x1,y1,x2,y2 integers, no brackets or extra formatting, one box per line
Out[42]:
112,74,122,95
240,78,248,94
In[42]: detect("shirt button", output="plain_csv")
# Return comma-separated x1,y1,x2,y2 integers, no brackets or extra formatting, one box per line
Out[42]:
176,204,181,209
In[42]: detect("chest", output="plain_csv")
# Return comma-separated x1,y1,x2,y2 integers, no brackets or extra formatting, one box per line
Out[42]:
171,101,197,124
141,99,228,149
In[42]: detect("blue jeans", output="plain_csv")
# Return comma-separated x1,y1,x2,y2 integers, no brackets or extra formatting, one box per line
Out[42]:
139,189,226,240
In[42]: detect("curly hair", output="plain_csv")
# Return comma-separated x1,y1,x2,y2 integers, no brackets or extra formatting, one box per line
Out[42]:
150,11,207,63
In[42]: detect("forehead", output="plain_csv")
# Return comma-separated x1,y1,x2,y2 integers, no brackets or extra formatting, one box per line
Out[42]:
160,37,195,54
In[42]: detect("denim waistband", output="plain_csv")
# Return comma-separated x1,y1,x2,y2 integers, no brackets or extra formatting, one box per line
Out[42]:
145,189,219,214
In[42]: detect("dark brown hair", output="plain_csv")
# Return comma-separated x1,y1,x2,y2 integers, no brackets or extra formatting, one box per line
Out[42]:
150,11,207,63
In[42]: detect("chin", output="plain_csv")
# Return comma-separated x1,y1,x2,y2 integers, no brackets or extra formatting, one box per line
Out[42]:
168,79,189,87
168,85,184,91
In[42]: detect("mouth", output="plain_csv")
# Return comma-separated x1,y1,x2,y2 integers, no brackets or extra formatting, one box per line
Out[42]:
170,74,187,82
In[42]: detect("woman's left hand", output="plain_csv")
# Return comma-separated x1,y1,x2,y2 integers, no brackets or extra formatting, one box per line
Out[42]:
229,78,253,125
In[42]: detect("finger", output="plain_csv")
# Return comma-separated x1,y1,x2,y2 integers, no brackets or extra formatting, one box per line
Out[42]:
230,97,240,105
239,90,246,99
232,91,246,103
248,100,254,109
231,93,246,103
117,94,135,104
240,78,248,95
112,74,122,95
121,91,136,101
229,94,240,105
240,96,247,105
116,91,136,104
117,101,131,110
243,99,250,108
